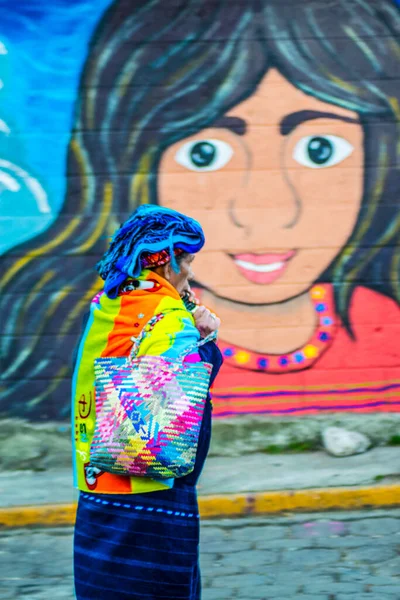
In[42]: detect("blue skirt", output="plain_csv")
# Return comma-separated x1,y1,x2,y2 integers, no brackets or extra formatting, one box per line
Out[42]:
74,485,201,599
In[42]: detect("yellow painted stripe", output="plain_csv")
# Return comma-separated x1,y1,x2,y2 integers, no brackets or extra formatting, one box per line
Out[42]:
27,365,70,409
59,277,102,337
0,504,77,528
1,485,400,528
69,139,89,212
71,181,113,254
199,484,400,519
0,217,81,292
212,391,400,411
19,270,55,314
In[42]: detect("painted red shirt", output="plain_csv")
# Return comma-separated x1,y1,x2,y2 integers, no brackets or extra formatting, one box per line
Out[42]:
207,285,400,416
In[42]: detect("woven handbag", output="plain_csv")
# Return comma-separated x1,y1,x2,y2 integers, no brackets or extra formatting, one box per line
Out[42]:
90,312,215,479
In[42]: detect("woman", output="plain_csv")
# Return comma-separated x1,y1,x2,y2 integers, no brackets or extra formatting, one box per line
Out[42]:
1,0,399,419
72,205,222,600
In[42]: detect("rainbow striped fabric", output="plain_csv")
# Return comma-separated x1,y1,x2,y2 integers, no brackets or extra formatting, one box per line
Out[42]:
71,270,200,494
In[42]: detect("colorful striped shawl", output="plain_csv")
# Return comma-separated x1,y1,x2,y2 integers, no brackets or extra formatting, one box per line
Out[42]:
72,270,200,494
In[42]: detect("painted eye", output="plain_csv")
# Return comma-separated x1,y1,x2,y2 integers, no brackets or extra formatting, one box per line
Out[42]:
175,139,233,172
293,135,353,168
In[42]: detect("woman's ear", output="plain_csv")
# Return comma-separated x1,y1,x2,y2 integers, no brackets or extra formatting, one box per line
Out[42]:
151,264,171,281
163,263,172,281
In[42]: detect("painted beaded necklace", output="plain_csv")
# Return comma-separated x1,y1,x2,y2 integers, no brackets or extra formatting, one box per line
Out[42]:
219,285,337,374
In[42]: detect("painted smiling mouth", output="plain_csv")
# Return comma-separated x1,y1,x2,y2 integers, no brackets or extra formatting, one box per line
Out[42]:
231,250,297,284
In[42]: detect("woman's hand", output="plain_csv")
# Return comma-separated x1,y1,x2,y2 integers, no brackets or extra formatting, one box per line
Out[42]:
181,286,220,337
193,305,221,338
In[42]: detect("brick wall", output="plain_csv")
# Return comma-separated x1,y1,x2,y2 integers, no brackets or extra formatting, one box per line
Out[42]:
1,0,399,420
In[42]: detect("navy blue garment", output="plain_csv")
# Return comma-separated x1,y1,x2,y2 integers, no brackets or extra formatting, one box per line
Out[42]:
74,341,223,600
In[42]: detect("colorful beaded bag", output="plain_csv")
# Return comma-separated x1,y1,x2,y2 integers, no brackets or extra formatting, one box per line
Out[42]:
90,312,215,479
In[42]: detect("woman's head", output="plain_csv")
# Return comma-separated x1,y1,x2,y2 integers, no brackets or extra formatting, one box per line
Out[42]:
97,205,204,297
152,252,196,296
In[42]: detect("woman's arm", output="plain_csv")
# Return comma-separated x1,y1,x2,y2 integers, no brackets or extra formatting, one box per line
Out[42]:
198,341,224,385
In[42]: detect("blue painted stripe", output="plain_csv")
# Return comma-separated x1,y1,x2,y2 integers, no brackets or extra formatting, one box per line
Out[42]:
212,383,400,400
214,400,400,417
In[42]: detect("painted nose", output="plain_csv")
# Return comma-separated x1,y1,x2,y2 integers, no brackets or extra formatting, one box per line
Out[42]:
229,163,302,232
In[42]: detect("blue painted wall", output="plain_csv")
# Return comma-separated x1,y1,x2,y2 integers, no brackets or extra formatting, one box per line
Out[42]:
0,0,112,253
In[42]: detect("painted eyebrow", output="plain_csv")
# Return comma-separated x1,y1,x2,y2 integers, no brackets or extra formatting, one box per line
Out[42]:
210,116,247,136
280,110,359,136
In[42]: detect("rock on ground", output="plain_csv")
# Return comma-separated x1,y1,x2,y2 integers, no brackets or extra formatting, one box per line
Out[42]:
322,427,371,457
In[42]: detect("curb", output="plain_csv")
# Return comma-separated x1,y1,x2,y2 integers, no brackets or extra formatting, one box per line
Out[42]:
199,484,400,519
1,484,400,528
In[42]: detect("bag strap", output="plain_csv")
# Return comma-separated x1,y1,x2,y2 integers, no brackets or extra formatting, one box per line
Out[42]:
129,310,217,362
176,330,217,361
129,311,170,361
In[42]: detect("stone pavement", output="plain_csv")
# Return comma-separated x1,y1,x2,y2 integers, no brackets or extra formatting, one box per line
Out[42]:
1,509,400,600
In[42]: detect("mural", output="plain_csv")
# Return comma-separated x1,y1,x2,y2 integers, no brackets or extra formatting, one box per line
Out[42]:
1,0,400,420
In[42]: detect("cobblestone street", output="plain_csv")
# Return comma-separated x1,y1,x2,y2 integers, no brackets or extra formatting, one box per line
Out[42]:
1,509,399,600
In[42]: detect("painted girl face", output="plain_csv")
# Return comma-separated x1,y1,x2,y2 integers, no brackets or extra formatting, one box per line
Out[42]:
158,70,364,304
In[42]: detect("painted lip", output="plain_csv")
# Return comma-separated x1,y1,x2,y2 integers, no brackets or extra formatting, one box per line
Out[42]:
231,250,297,284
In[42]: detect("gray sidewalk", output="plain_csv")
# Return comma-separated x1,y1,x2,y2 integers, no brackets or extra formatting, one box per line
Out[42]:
0,447,399,508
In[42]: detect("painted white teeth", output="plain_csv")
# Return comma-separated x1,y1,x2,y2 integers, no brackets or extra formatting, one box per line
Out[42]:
235,259,284,273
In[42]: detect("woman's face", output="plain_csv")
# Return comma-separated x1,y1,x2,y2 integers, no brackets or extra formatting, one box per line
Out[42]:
158,70,364,304
164,253,195,296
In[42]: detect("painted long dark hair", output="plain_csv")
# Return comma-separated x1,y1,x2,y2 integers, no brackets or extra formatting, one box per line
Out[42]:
1,0,399,419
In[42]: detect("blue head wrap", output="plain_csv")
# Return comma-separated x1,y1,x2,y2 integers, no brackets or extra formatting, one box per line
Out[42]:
97,205,205,298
